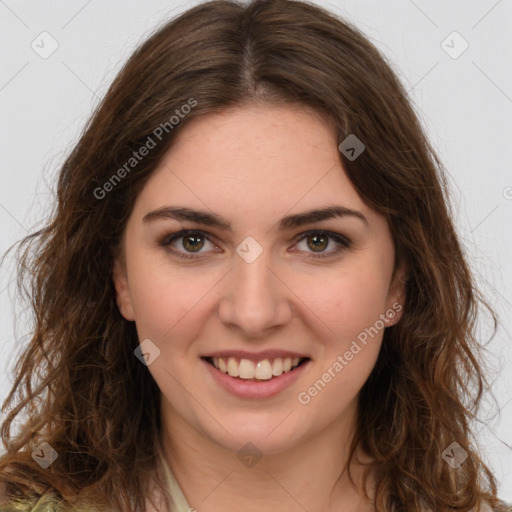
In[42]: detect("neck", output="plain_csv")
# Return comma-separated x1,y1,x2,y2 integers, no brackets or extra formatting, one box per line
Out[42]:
159,399,375,512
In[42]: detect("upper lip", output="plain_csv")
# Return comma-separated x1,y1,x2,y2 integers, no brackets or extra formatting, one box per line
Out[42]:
202,350,310,362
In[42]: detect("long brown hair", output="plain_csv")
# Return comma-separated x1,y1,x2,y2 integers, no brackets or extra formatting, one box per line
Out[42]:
0,0,506,510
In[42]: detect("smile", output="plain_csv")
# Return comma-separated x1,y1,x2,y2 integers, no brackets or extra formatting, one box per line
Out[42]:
204,356,309,381
201,352,311,399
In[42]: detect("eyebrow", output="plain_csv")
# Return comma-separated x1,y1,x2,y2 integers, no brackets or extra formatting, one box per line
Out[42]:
142,205,369,230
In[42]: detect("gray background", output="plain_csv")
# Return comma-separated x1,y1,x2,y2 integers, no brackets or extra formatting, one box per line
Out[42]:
0,0,511,500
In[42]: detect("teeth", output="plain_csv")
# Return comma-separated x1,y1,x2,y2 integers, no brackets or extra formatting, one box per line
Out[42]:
255,360,273,380
211,356,304,380
239,358,255,379
272,358,283,376
227,357,239,377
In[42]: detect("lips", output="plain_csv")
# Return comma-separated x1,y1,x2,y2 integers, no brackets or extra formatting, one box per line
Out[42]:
201,353,311,399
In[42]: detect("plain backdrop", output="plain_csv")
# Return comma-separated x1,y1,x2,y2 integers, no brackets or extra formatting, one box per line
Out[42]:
0,0,511,502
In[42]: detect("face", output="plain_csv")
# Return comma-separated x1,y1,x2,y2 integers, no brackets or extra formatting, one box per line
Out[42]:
113,104,407,456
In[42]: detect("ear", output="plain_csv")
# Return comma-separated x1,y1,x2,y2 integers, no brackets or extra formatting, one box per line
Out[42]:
384,260,408,327
112,257,136,321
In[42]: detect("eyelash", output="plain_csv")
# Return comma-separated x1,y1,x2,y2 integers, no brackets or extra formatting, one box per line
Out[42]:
158,229,351,261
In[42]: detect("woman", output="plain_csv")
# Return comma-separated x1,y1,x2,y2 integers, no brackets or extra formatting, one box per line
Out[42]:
0,0,509,510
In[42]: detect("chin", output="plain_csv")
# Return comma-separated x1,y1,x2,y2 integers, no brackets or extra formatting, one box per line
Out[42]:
203,416,305,455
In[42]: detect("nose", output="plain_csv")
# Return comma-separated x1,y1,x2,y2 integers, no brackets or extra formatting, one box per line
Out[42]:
217,245,292,338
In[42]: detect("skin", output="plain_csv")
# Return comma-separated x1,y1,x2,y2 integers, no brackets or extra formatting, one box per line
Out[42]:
113,103,407,512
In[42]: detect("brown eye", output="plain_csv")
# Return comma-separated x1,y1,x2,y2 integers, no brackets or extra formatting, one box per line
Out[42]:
181,234,205,252
159,230,217,260
306,233,329,252
294,230,351,259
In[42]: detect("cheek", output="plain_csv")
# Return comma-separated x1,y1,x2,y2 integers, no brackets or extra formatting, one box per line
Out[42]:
126,252,222,356
305,260,391,405
316,342,382,412
124,233,194,329
130,277,202,340
293,261,391,341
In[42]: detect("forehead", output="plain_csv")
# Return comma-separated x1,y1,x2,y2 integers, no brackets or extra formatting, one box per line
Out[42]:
166,103,338,172
132,104,377,229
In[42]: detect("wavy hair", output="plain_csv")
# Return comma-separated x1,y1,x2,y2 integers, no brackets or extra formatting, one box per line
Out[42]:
0,0,507,510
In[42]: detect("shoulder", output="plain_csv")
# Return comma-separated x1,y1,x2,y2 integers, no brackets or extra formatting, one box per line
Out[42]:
421,501,512,512
481,500,512,512
0,499,61,512
494,500,512,512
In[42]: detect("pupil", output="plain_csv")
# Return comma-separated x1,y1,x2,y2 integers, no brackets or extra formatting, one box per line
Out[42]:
184,235,203,252
309,234,327,252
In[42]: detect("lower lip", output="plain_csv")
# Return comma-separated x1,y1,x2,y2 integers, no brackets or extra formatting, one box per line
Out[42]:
202,358,310,399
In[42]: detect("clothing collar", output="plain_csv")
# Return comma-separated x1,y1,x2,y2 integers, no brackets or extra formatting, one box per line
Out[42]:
157,445,193,512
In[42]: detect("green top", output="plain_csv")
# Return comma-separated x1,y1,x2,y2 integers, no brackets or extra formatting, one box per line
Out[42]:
0,448,193,512
1,450,510,512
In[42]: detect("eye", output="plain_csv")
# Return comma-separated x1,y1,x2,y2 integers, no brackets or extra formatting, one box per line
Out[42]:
159,230,218,260
292,230,351,259
158,229,351,261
